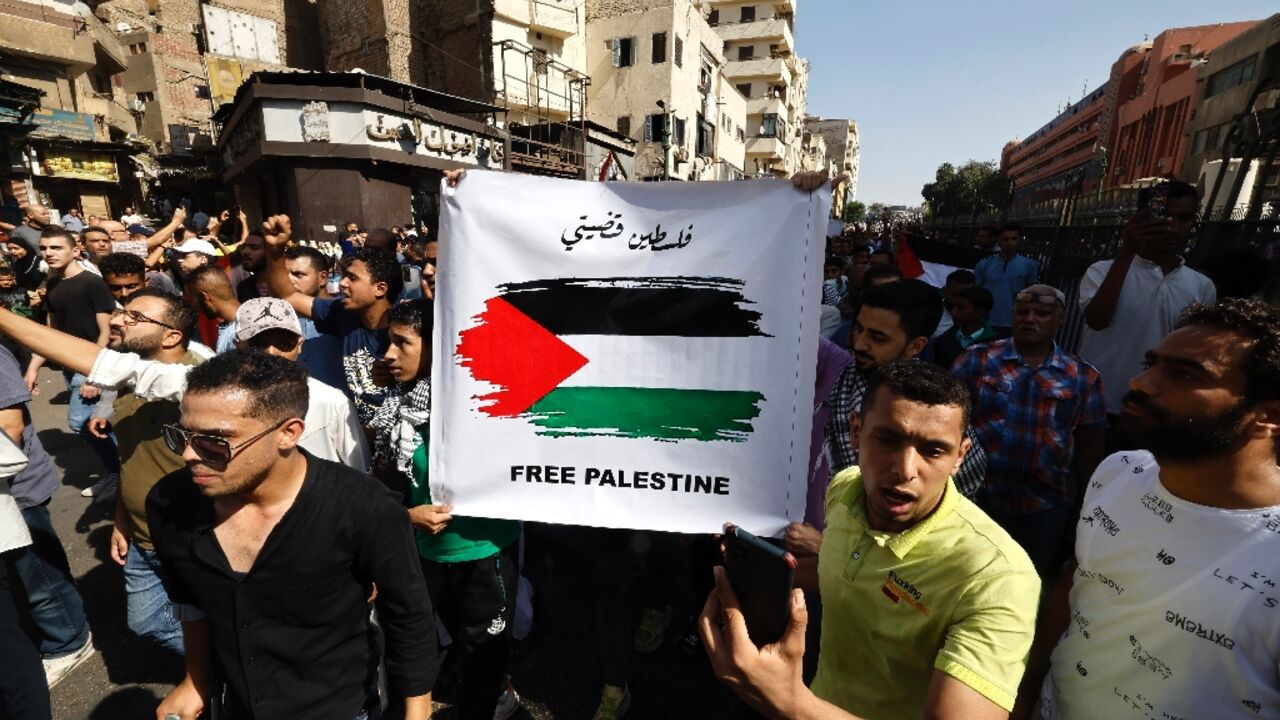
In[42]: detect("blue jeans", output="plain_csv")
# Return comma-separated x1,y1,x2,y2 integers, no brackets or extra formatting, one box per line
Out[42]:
64,371,120,476
9,503,89,657
124,544,183,655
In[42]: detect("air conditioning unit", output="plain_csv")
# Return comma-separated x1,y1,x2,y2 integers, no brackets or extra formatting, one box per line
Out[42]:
674,147,690,163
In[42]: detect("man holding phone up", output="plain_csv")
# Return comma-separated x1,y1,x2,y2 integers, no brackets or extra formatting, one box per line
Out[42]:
1077,180,1215,423
702,362,1039,719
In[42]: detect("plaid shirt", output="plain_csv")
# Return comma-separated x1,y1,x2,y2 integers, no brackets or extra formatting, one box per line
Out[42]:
823,363,988,498
952,339,1107,514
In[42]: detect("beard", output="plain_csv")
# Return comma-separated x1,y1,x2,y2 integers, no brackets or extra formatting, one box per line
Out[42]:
1116,391,1252,462
118,332,163,357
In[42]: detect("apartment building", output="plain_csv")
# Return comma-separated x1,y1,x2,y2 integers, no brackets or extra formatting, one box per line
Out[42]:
701,0,808,177
804,115,859,216
1,0,134,217
585,0,747,181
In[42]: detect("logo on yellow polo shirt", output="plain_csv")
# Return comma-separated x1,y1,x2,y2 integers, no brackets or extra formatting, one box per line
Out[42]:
881,570,929,615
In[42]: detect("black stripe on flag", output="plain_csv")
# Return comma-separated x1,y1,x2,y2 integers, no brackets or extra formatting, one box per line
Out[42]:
496,277,769,337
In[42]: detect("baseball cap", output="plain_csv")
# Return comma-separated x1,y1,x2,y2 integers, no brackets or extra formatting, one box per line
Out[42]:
126,223,155,237
235,297,303,342
173,238,217,256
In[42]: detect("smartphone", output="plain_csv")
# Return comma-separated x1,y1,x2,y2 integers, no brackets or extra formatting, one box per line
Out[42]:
1137,183,1169,219
723,525,797,647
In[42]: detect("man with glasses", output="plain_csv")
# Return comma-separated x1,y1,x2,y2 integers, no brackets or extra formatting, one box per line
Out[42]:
147,350,437,720
953,284,1107,576
1077,180,1215,425
87,289,201,655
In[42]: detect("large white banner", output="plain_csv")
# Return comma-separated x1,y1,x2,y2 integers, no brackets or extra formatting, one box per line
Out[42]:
431,172,828,535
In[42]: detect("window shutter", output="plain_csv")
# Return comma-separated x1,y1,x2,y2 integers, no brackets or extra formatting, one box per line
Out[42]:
644,115,653,142
612,38,622,67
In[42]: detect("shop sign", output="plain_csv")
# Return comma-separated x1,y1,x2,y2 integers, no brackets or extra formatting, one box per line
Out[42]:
29,109,96,142
39,149,119,183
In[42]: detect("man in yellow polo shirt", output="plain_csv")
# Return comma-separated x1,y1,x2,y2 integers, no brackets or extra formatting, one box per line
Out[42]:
701,361,1040,719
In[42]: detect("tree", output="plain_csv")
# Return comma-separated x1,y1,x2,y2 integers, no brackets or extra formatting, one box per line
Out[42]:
921,160,1012,223
842,200,866,224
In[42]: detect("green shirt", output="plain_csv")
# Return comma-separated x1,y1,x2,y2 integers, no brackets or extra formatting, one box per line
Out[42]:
811,468,1040,717
409,426,519,563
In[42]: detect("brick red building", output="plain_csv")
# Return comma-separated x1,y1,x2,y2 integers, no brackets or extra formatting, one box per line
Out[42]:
1106,21,1258,188
1001,85,1108,205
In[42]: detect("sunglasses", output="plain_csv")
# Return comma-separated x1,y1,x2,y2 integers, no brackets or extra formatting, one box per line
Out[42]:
162,418,290,466
1015,291,1064,307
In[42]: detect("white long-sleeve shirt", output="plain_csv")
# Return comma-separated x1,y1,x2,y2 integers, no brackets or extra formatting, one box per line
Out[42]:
88,348,370,471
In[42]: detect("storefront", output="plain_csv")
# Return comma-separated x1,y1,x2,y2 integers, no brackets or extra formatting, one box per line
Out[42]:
215,71,510,241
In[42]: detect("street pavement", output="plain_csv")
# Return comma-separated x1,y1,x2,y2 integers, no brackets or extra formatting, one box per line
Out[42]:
13,367,745,720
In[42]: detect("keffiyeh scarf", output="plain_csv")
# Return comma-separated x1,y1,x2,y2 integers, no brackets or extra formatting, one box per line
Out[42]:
369,379,432,485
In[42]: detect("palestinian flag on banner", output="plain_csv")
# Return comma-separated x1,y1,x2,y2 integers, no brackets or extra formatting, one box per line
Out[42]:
896,234,992,288
455,277,768,442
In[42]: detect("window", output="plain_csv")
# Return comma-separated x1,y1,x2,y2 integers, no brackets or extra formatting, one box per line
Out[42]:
696,115,714,157
736,82,752,97
674,36,683,68
708,9,719,25
645,113,668,142
618,116,632,137
740,6,756,22
1205,55,1257,99
611,37,635,67
760,113,779,138
737,45,755,61
128,42,148,54
652,32,666,64
674,117,687,147
136,91,155,103
698,58,713,92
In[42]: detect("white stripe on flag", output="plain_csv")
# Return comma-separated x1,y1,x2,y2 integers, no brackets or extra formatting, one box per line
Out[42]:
918,260,963,289
559,336,763,392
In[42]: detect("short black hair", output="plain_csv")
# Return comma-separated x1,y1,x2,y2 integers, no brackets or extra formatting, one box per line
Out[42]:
389,298,434,337
98,252,146,278
945,269,976,287
81,225,109,238
999,221,1022,235
869,249,892,259
981,224,1000,236
853,244,872,255
861,361,971,428
364,228,397,254
184,349,309,422
861,263,904,286
952,285,994,314
39,227,74,246
860,279,943,340
824,256,844,270
345,248,403,300
1178,299,1280,405
124,288,198,347
186,264,234,298
285,245,332,273
1164,179,1199,203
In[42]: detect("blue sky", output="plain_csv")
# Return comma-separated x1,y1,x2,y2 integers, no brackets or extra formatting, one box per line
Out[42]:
799,1,1276,206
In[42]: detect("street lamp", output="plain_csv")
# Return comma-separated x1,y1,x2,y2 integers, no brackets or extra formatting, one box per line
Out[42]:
656,100,673,181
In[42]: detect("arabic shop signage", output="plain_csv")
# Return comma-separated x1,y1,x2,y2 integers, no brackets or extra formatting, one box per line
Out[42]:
28,109,97,142
38,149,119,183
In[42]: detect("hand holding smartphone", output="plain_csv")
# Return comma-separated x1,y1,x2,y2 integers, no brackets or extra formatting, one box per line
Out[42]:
723,524,797,647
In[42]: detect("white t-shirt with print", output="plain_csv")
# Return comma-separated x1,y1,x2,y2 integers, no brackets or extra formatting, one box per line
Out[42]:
1040,450,1280,719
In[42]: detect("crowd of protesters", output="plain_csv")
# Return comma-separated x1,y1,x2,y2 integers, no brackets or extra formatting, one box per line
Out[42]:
0,173,1278,720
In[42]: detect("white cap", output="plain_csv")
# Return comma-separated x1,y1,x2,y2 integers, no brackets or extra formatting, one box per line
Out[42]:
174,239,217,256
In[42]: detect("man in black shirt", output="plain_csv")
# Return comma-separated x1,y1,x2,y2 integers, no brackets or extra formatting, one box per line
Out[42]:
23,227,120,495
234,232,268,302
148,350,437,720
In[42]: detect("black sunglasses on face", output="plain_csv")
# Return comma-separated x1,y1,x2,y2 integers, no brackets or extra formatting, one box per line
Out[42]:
162,418,291,466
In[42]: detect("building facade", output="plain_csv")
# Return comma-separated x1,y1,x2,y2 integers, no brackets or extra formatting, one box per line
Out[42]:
1181,14,1280,217
1001,85,1108,205
584,0,747,181
804,115,858,216
701,0,807,177
1106,21,1258,188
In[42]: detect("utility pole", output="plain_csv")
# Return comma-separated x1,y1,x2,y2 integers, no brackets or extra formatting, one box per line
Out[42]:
657,100,673,181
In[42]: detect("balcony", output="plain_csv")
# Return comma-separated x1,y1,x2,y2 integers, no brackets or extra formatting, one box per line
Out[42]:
724,57,788,83
87,13,127,73
0,0,94,69
714,17,794,55
746,135,785,160
746,96,785,117
529,0,577,38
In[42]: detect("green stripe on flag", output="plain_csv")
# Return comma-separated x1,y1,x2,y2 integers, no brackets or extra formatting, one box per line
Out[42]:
523,387,765,442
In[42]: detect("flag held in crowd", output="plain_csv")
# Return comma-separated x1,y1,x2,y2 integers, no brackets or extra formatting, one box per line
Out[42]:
432,172,829,535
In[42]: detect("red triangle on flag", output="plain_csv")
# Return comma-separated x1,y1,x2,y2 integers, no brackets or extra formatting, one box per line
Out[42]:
457,297,589,416
896,238,925,280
